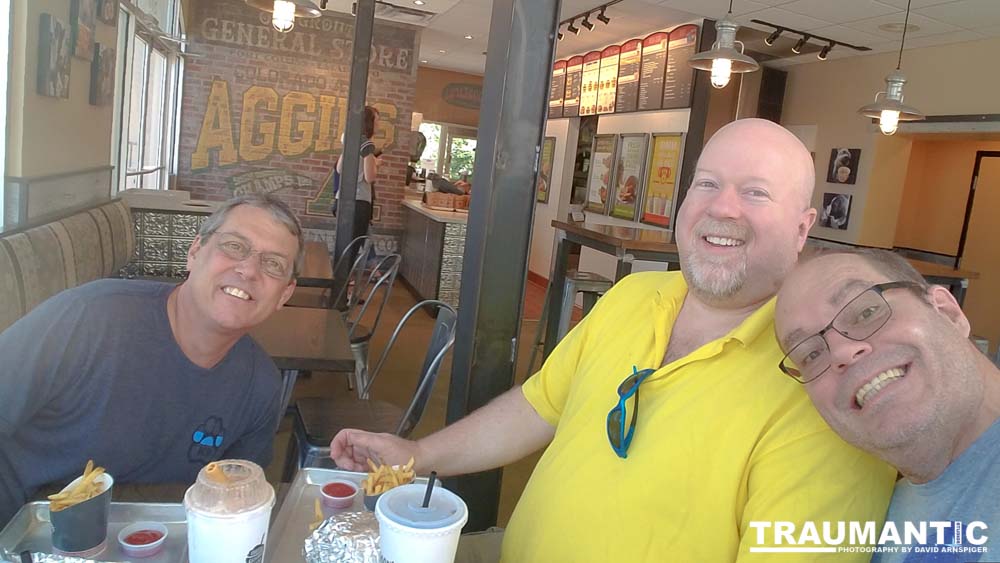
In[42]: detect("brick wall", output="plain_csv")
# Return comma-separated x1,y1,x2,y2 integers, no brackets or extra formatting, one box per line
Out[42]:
177,0,420,251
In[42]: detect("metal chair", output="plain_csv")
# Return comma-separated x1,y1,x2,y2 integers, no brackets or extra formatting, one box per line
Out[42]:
285,235,371,309
282,300,458,481
330,236,376,311
346,254,402,396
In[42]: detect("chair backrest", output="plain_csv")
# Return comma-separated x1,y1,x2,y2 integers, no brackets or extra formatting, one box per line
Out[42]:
330,235,373,309
346,254,402,340
362,300,458,438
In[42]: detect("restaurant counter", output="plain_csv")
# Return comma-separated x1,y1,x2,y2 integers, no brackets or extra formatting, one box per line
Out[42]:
399,200,467,309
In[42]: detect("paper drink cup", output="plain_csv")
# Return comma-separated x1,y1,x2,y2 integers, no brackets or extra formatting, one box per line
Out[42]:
375,483,468,563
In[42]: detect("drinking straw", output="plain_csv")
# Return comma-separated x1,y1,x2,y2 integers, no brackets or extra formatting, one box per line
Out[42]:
421,471,437,508
20,550,32,563
205,462,230,484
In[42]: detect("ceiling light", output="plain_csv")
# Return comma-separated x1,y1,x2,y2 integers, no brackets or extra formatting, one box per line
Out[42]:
858,0,923,135
245,0,321,33
438,49,446,53
413,0,425,4
792,34,809,54
567,20,580,34
581,16,594,31
688,0,759,89
557,30,564,41
818,41,834,60
764,28,782,46
420,59,428,63
596,8,610,25
464,34,473,40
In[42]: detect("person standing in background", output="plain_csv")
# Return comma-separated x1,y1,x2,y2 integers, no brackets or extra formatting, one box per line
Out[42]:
336,106,381,243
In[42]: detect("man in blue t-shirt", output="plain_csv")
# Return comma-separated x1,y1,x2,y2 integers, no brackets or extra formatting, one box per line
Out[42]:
775,249,1000,562
0,194,303,526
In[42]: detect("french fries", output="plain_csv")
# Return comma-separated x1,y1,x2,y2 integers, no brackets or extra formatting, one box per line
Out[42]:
48,459,108,512
360,457,415,496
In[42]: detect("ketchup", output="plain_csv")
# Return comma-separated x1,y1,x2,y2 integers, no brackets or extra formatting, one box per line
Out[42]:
322,482,356,498
124,530,164,545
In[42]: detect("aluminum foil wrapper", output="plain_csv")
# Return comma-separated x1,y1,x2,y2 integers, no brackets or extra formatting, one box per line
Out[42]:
8,554,125,563
303,510,381,563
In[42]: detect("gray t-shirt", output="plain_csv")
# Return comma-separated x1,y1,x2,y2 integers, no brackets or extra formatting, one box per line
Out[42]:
0,280,282,525
873,419,1000,563
337,138,376,203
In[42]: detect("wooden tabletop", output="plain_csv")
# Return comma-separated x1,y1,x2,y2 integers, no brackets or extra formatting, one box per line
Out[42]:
298,241,334,281
251,306,354,372
552,219,678,253
907,258,979,281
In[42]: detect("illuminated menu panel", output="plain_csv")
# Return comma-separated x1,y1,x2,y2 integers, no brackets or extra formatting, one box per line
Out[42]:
549,60,567,119
637,32,668,111
662,24,698,110
579,51,602,116
614,39,642,113
562,55,583,117
597,45,620,115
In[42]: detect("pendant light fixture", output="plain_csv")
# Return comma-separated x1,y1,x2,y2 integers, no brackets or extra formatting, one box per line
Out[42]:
857,0,924,135
245,0,321,32
689,0,759,89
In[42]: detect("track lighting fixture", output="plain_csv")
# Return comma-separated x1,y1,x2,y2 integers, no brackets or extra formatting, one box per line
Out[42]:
764,28,782,46
792,35,809,54
567,20,580,34
818,41,834,60
581,16,595,31
596,8,610,25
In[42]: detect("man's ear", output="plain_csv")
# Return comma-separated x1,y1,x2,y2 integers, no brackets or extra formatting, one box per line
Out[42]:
277,279,297,311
187,235,204,272
926,285,971,338
796,208,818,251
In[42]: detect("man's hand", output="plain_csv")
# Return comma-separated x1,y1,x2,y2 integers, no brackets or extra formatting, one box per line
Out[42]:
330,429,423,472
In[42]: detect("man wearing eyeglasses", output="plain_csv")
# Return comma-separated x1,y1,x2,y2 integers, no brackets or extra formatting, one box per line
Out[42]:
331,119,895,561
0,194,302,526
775,249,1000,560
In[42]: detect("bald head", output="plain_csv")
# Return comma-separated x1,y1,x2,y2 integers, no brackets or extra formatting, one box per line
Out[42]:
703,119,815,210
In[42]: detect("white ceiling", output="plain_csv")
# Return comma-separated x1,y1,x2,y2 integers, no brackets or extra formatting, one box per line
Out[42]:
413,0,1000,75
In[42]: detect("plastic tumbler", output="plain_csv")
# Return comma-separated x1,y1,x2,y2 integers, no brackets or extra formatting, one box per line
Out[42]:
375,483,468,563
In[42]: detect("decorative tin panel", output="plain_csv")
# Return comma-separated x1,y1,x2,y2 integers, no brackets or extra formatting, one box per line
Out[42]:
132,213,142,236
170,264,189,278
169,239,191,263
441,255,463,274
144,213,170,237
142,262,171,277
172,214,200,238
144,238,170,262
442,236,465,258
438,290,460,308
439,273,462,292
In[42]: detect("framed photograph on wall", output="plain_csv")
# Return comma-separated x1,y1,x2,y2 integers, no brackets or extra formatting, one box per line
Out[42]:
90,43,115,106
820,192,852,230
610,133,649,220
71,0,97,61
585,134,618,214
37,14,72,99
827,148,861,184
537,137,556,203
640,133,684,227
98,0,118,26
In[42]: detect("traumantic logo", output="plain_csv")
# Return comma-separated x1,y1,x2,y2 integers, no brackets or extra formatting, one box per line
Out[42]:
748,521,989,555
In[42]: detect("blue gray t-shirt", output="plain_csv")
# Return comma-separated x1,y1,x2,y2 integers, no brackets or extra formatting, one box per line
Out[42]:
873,419,1000,563
0,280,282,525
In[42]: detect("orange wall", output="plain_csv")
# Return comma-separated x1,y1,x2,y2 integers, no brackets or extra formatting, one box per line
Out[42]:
414,67,482,128
894,140,1000,255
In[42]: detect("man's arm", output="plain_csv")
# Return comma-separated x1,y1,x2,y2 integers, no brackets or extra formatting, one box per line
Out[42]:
330,386,555,475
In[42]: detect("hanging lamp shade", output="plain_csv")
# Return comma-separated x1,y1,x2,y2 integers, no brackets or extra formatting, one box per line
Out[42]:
688,17,759,74
857,70,924,121
245,0,322,18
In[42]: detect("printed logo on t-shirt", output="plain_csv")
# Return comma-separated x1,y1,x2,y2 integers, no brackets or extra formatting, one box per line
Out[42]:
188,416,226,463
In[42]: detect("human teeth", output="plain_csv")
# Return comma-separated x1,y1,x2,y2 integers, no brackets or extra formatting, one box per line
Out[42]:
705,236,744,247
223,286,251,300
855,367,906,408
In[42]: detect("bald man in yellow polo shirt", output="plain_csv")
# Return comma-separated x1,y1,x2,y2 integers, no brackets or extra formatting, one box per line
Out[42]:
331,119,896,561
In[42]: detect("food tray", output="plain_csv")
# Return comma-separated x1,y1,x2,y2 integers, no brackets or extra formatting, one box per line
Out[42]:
266,468,427,563
0,502,187,562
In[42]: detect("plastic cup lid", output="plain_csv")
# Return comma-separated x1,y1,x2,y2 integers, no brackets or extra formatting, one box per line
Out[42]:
183,459,274,516
378,484,466,530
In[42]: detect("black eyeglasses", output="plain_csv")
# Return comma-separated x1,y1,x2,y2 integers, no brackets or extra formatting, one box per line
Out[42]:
779,281,924,383
606,366,656,458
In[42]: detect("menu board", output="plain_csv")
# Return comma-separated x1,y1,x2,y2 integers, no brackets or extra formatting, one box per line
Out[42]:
615,39,642,113
580,51,602,116
537,137,556,203
548,61,567,119
637,32,668,111
563,55,583,117
662,24,699,110
597,45,620,114
610,134,649,220
641,133,684,227
586,134,618,213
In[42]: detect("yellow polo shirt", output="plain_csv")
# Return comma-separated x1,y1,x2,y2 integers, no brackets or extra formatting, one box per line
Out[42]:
503,272,895,562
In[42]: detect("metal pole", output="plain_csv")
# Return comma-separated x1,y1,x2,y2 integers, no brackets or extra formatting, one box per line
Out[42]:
333,0,376,299
444,0,561,532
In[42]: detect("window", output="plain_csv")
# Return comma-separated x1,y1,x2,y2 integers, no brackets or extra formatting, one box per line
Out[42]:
417,121,477,179
0,0,10,228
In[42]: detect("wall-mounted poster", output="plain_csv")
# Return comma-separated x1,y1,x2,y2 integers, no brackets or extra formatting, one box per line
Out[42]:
71,0,97,61
537,137,556,203
611,134,649,220
563,55,583,117
98,0,118,25
638,32,668,111
827,148,861,184
820,192,852,229
90,43,115,105
662,24,699,109
597,45,620,114
580,51,602,116
641,133,684,227
586,134,618,213
615,39,641,113
37,14,72,99
549,61,567,119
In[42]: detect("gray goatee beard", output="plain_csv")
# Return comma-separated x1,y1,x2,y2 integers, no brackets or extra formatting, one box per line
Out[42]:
683,221,751,300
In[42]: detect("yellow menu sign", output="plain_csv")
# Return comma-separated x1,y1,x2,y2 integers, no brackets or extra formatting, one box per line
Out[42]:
641,133,683,227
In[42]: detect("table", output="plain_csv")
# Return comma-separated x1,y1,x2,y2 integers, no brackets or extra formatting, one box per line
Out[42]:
296,241,335,288
543,219,979,360
251,306,355,425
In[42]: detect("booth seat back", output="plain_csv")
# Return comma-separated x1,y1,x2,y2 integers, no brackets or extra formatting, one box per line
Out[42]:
0,200,134,332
